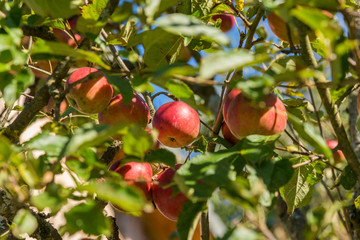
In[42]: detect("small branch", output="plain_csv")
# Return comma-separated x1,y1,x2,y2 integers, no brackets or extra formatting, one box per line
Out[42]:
143,91,156,120
21,25,56,41
223,2,251,27
151,92,178,102
335,84,360,107
200,119,217,135
26,64,52,77
308,87,324,138
244,7,264,50
99,140,122,166
200,211,210,240
172,75,221,86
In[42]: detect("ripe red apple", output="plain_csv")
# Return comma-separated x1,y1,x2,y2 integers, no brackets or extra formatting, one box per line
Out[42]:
212,12,235,32
110,161,153,200
222,89,241,122
98,93,150,138
326,139,345,162
53,16,83,48
65,67,113,114
152,101,200,148
152,164,187,221
225,91,287,138
43,97,68,115
222,122,240,145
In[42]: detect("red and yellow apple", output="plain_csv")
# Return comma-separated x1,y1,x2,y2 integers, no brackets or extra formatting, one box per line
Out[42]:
65,67,113,114
53,16,83,48
326,139,345,162
152,101,200,148
98,93,150,137
43,97,68,115
152,164,187,221
225,91,287,138
222,122,240,145
222,89,241,122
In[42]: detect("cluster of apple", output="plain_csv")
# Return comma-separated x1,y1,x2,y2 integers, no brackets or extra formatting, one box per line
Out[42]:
221,89,288,144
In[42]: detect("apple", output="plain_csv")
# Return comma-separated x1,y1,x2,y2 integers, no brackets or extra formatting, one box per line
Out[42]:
98,93,150,137
43,97,68,115
326,139,345,162
152,164,187,221
53,16,83,48
65,67,113,114
225,91,287,138
177,44,192,63
222,122,240,145
152,101,200,148
222,89,241,122
212,12,235,32
110,161,153,199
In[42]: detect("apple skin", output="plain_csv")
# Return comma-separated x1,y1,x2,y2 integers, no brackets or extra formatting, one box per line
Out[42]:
225,91,287,138
53,16,83,48
326,139,345,162
98,93,150,138
152,164,187,222
212,13,235,32
65,67,113,114
267,12,299,44
177,45,192,63
43,97,68,115
222,89,241,122
222,123,240,145
152,101,200,148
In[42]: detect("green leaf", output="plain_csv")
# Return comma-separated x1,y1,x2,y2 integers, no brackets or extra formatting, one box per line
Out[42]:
142,28,183,69
12,209,38,238
123,126,155,158
23,0,83,18
31,183,70,214
174,149,238,201
177,201,206,240
199,50,269,79
107,21,137,46
105,73,133,104
288,114,333,161
145,149,176,167
59,123,127,158
239,135,277,164
66,158,92,181
31,40,110,70
25,131,69,157
279,157,325,214
335,165,356,190
61,199,111,236
165,80,194,99
156,13,229,46
76,0,109,36
78,179,146,215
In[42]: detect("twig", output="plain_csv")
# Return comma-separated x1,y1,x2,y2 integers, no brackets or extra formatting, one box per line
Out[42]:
151,92,178,101
143,91,156,120
99,140,122,166
172,75,221,86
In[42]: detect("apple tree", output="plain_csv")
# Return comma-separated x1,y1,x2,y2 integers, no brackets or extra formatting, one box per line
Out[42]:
1,0,360,239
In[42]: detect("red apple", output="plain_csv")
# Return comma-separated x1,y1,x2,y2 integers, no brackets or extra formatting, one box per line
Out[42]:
326,139,345,162
222,122,240,145
152,164,187,221
43,97,68,115
225,91,287,138
53,16,83,48
110,161,153,199
98,93,150,138
65,67,113,114
152,101,200,148
212,12,235,32
222,89,241,122
267,12,299,44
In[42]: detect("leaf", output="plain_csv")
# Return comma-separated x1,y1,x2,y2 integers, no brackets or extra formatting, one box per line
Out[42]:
76,0,108,36
165,80,194,99
177,201,206,240
23,0,83,18
335,165,356,190
60,200,111,236
78,179,146,215
174,149,238,201
107,21,137,46
238,135,277,164
199,50,269,79
145,149,176,167
288,114,333,161
105,73,133,104
122,126,155,158
31,40,110,70
156,13,229,46
25,131,69,157
12,209,38,238
279,158,325,214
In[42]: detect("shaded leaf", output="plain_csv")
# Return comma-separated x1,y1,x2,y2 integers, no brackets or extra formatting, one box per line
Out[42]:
177,201,206,240
12,209,38,238
145,148,176,167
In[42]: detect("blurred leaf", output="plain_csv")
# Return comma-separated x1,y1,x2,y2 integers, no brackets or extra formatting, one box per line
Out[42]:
280,157,325,214
156,14,229,46
23,0,83,18
239,135,277,164
355,195,360,210
107,21,137,46
105,73,133,104
66,159,92,181
31,40,110,70
61,199,111,236
335,165,356,190
78,179,146,215
145,149,176,167
288,114,333,161
199,50,269,79
166,80,194,99
177,0,216,16
177,201,206,240
25,131,69,157
111,2,133,22
175,149,238,201
31,183,70,214
12,209,38,238
123,126,155,158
